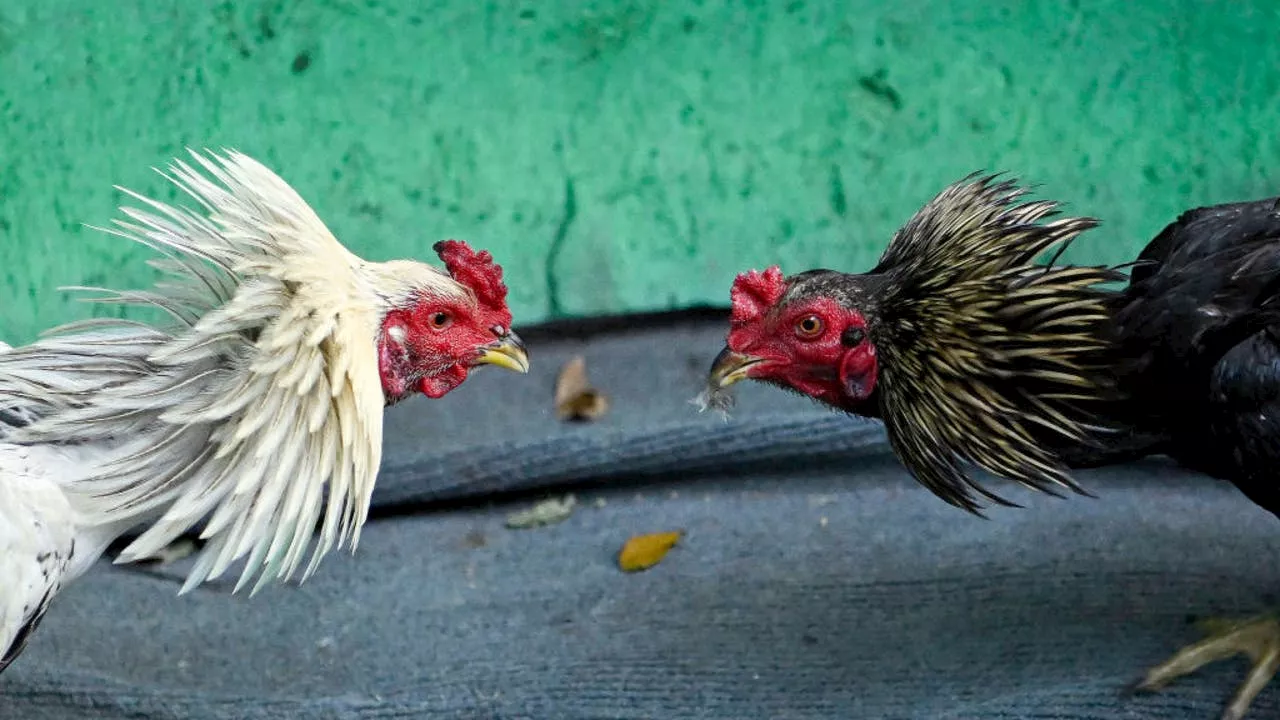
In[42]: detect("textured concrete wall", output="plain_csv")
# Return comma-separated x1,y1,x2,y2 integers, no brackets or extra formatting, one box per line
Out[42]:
0,0,1277,342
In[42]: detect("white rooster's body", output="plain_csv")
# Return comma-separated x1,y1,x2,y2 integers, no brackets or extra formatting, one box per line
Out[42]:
0,444,74,672
0,150,527,670
0,341,133,670
0,439,128,671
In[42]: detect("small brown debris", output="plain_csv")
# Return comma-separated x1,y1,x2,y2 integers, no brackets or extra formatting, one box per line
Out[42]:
555,355,609,421
618,530,683,572
462,529,488,549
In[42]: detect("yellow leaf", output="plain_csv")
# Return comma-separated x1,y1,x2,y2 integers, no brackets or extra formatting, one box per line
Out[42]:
617,530,683,572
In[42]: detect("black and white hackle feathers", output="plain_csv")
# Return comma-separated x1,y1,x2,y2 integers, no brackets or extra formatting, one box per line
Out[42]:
866,176,1124,510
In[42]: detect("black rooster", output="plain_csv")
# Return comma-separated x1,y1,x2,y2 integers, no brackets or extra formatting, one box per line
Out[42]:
706,176,1280,719
1094,196,1280,720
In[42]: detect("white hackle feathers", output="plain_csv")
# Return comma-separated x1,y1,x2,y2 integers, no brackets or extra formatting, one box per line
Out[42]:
0,149,465,595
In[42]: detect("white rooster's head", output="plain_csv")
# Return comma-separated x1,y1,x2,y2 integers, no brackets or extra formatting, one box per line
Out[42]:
375,239,528,404
2,149,535,595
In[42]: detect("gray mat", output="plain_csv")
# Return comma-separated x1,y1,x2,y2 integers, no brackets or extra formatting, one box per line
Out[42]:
2,314,1277,720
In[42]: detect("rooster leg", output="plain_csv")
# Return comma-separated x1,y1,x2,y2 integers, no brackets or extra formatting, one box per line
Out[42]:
1133,613,1280,720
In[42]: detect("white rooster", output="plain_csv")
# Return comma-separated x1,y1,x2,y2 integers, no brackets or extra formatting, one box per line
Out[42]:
0,149,530,671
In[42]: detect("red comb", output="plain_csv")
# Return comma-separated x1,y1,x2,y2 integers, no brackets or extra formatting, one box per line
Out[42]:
729,266,786,324
433,240,508,311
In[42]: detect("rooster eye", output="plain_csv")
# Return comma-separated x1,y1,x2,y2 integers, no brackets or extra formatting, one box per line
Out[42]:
794,315,824,338
428,311,452,330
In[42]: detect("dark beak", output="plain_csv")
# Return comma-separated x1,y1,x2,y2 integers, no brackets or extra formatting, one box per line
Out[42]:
475,330,530,374
707,346,763,390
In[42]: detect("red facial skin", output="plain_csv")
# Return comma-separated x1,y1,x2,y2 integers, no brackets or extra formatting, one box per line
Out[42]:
727,296,879,413
376,239,516,405
377,297,514,403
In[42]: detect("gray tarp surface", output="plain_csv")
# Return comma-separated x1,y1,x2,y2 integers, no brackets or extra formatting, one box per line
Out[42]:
2,313,1278,719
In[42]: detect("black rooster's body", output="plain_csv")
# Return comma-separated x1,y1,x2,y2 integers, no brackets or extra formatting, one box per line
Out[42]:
1081,197,1280,513
1077,196,1280,720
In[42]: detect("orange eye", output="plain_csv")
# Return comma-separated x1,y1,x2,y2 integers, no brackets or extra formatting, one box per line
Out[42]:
428,311,452,330
794,315,824,338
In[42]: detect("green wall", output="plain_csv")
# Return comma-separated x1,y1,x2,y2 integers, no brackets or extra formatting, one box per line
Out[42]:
1,0,1277,342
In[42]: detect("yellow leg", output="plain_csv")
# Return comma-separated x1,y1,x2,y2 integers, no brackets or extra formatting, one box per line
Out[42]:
1134,614,1280,720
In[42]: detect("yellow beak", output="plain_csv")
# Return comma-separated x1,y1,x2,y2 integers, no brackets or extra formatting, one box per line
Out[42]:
707,346,763,389
475,331,530,374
